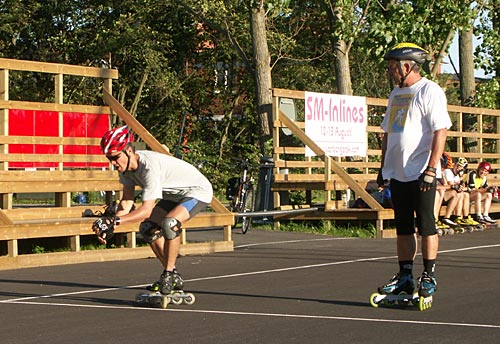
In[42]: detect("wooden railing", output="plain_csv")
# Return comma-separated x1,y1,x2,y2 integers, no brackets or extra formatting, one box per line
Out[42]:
271,88,500,235
0,58,234,270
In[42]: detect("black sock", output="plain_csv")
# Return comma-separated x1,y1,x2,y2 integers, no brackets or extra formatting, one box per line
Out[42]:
399,260,413,276
423,259,436,276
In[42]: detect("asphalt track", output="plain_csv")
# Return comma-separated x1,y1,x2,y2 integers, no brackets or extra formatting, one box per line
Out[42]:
2,227,500,344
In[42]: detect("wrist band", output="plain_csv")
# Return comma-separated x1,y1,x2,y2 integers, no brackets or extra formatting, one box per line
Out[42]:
426,166,437,173
115,216,121,225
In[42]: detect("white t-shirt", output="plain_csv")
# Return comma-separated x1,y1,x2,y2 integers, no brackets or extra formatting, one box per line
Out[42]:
119,150,213,203
443,168,461,185
381,77,452,182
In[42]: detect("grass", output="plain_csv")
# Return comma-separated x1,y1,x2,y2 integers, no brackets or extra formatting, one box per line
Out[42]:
263,220,377,238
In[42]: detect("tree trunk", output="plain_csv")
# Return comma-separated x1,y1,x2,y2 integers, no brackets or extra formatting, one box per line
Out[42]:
459,29,476,106
334,39,353,95
459,28,478,153
250,4,273,154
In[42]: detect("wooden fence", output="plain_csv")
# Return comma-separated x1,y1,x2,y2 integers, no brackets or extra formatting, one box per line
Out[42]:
270,88,500,237
0,58,234,270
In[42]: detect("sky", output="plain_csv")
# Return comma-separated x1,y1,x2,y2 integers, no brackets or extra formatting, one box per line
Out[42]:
440,26,495,78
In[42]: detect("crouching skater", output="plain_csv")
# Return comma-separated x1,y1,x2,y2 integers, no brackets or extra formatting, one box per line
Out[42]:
92,126,213,294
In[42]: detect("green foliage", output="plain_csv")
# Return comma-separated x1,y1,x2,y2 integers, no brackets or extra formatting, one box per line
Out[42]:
1,0,500,197
476,78,500,109
269,220,376,238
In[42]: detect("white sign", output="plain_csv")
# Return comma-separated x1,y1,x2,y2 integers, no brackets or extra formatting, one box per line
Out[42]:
305,92,367,157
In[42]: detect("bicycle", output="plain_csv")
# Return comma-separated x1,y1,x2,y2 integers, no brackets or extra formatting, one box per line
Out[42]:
226,158,255,234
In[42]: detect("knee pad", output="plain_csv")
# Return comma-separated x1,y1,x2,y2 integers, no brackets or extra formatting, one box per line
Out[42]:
161,217,182,240
139,221,162,244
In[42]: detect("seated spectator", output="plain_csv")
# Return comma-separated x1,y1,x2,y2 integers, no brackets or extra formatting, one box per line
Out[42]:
467,161,497,224
437,153,463,228
443,157,481,228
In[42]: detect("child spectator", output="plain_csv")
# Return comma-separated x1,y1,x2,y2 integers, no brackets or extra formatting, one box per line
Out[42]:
467,161,497,224
436,153,463,229
443,157,481,228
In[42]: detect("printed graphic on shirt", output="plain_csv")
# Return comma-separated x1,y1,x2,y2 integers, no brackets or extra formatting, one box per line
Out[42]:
388,94,413,133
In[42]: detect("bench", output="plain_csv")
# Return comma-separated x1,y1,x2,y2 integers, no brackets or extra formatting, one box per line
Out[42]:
269,88,500,237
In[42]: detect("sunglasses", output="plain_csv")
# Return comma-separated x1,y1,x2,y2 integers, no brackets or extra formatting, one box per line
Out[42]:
106,153,121,162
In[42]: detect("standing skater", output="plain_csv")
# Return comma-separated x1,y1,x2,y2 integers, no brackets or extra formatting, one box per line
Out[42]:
92,125,213,296
376,43,452,302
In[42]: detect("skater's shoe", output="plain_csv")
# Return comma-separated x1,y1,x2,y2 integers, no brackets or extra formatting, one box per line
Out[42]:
456,217,470,226
435,220,443,236
441,218,458,227
172,269,185,290
159,270,176,294
146,269,167,291
436,220,453,235
159,270,185,294
474,214,487,224
418,272,437,298
483,215,497,224
377,273,414,295
463,216,484,231
465,216,480,226
455,217,472,232
146,280,160,292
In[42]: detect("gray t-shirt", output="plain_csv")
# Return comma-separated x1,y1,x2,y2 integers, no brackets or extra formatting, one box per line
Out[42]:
119,150,213,203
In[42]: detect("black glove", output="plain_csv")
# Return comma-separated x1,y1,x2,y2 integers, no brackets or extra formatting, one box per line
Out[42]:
377,170,385,187
419,166,436,192
92,217,116,244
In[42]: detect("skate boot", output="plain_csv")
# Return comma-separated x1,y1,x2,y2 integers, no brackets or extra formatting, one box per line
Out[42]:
483,215,497,225
370,273,417,308
466,216,484,231
159,270,176,295
474,214,487,225
146,269,166,292
146,281,160,292
377,273,415,295
456,217,474,232
172,268,185,290
441,217,463,233
435,220,444,236
436,220,454,235
418,272,437,298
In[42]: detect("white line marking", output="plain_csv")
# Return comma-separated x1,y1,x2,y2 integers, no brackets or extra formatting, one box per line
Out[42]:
234,237,352,249
3,240,500,330
3,242,500,304
4,300,500,329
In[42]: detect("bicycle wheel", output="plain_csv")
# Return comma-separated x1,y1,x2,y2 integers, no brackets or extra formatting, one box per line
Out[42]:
241,185,254,234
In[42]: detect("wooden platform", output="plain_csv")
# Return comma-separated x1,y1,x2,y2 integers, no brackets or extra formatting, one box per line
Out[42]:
0,58,235,270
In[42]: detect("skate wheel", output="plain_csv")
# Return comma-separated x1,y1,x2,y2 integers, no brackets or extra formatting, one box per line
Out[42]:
418,296,432,311
369,292,381,308
171,293,183,305
148,295,164,307
183,293,196,305
135,292,153,305
160,295,170,309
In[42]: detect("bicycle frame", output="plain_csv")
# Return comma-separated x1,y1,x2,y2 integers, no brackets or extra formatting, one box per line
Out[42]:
229,158,255,234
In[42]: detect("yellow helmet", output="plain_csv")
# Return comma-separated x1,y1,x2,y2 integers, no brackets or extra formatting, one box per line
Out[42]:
384,43,429,65
457,157,468,168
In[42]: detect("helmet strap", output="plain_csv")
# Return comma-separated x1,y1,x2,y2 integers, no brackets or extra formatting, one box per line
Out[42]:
122,149,131,172
397,61,418,88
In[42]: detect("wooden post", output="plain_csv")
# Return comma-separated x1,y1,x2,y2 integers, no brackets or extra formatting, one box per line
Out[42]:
70,236,81,252
8,239,18,257
223,225,232,242
0,69,11,208
126,232,136,248
376,219,384,239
